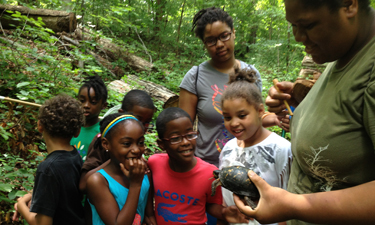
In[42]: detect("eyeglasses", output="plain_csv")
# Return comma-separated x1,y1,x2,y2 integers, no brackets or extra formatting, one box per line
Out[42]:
204,32,232,47
162,132,198,145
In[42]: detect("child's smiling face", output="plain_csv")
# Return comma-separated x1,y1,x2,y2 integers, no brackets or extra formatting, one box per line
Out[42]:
158,117,196,165
103,120,145,170
222,98,264,146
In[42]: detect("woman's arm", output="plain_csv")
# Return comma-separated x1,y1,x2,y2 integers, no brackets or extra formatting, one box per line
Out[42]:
179,88,198,122
234,170,375,224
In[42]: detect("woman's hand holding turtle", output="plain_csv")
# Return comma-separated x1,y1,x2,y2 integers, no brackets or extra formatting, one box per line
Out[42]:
233,171,295,224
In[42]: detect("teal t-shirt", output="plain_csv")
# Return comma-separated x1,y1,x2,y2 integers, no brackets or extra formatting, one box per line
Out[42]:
70,121,100,161
89,169,150,225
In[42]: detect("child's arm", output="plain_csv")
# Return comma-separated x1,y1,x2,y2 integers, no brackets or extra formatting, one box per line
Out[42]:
143,173,157,225
79,159,110,193
14,194,53,225
87,159,146,225
206,203,249,224
79,134,110,193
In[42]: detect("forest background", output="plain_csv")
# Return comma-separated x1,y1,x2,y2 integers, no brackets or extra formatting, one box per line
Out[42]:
1,0,375,223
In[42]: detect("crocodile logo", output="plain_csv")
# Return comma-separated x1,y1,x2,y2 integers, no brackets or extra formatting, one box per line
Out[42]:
157,202,187,223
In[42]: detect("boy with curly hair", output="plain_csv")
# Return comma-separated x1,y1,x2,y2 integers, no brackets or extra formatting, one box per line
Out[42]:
13,94,86,225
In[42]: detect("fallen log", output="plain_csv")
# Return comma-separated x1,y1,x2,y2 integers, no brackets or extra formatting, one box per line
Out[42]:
0,4,76,33
75,27,154,72
108,78,179,109
301,56,326,72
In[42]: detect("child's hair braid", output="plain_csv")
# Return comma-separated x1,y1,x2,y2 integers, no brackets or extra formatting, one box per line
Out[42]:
79,75,108,103
38,94,84,138
221,68,263,109
192,7,233,41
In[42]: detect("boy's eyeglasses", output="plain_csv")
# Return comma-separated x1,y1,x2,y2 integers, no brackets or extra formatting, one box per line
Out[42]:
204,32,232,47
162,132,198,145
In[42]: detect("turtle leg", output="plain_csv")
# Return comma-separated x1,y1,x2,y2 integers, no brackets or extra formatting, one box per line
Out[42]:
244,196,257,210
211,178,222,196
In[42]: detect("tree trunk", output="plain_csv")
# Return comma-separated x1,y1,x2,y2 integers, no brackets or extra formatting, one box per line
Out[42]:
286,22,290,70
0,4,76,33
176,0,186,55
155,0,165,33
74,27,154,72
108,78,179,109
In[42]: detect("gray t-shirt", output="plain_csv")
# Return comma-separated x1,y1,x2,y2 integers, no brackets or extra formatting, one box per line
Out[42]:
179,61,262,166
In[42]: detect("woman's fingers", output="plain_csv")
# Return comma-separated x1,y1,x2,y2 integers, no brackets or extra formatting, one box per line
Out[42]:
234,194,255,216
266,82,295,114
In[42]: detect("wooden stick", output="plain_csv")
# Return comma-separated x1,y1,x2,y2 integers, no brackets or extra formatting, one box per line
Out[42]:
0,96,106,119
0,96,41,107
272,79,293,116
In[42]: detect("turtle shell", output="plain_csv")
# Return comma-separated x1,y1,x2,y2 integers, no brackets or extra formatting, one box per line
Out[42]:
219,166,260,200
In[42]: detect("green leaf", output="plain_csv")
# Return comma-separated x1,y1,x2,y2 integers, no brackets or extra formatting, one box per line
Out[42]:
0,183,14,192
16,82,30,88
20,90,30,96
8,189,17,200
15,190,28,197
0,195,12,202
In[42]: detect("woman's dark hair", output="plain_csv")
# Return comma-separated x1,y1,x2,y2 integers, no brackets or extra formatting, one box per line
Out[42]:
121,90,155,112
156,107,192,139
294,0,370,12
79,75,108,103
221,68,263,110
192,7,233,41
38,94,84,139
93,112,144,149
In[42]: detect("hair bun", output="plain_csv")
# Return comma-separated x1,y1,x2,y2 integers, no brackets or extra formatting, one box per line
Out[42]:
228,67,258,84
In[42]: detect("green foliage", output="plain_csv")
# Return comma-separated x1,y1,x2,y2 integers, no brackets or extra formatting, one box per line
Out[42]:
0,150,46,214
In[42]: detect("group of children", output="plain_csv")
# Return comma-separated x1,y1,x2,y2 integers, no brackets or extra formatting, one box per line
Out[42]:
13,69,291,225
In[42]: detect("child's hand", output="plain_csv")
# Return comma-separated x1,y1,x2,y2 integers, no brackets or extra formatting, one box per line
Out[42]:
12,202,21,222
222,205,250,224
142,215,157,225
142,156,151,174
278,113,291,132
120,158,146,186
12,193,32,221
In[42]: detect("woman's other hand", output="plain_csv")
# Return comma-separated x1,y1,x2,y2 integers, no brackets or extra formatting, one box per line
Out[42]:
265,81,295,114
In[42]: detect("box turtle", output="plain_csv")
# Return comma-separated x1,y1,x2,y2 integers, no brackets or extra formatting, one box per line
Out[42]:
211,166,260,209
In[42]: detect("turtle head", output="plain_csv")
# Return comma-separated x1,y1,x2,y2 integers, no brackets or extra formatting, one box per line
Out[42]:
213,170,220,179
